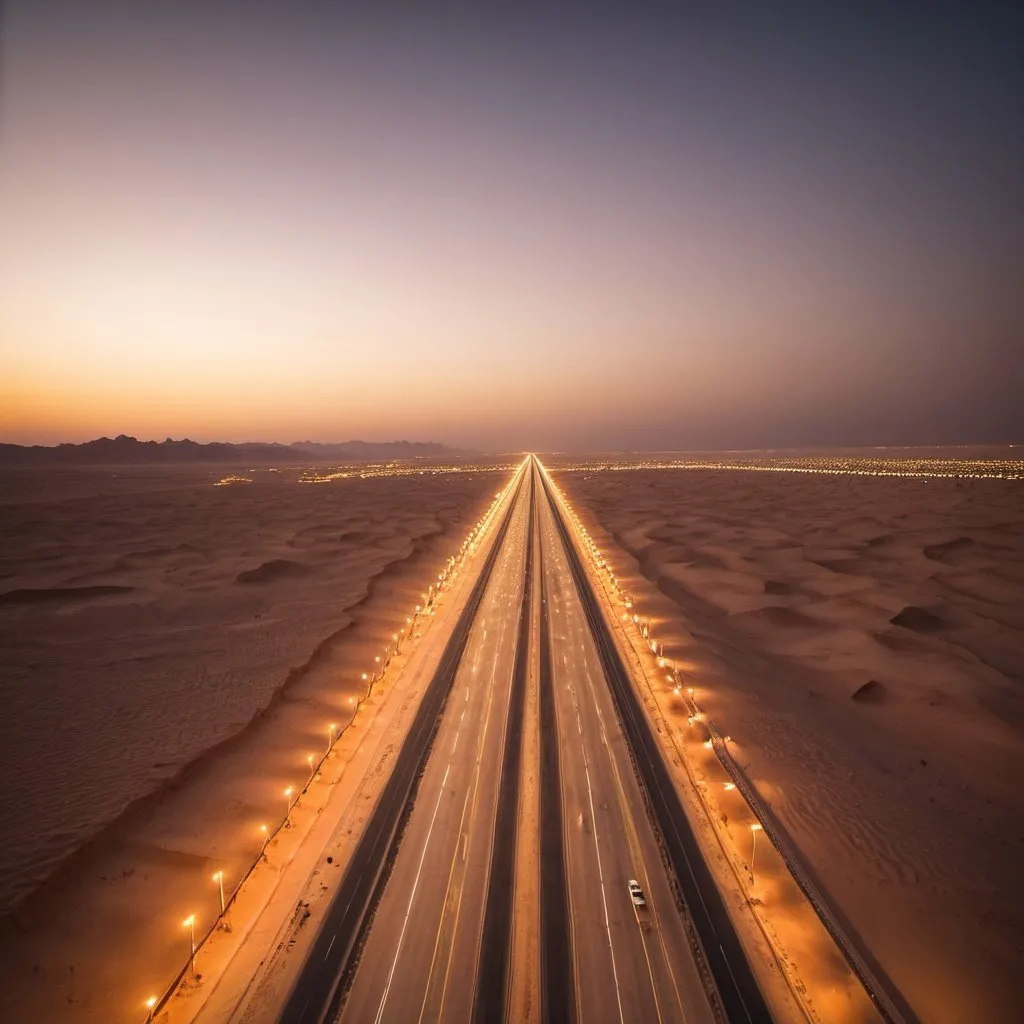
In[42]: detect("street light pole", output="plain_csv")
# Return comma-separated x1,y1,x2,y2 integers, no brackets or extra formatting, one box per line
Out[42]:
183,914,197,978
212,871,225,915
750,822,763,878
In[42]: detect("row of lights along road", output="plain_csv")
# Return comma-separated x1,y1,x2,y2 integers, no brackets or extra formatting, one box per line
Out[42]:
541,467,767,883
141,468,524,1021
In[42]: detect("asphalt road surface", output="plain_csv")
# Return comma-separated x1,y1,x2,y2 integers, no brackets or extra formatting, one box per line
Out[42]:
279,458,769,1023
335,467,533,1024
538,463,773,1024
278,461,529,1024
537,485,717,1024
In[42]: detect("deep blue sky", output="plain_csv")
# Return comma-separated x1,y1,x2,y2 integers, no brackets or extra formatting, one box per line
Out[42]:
2,1,1022,449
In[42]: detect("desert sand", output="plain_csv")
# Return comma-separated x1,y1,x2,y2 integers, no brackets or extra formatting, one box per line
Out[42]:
554,456,1024,1024
0,462,503,1021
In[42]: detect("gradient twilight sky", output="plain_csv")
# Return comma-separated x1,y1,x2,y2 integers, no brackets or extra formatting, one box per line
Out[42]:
1,2,1022,451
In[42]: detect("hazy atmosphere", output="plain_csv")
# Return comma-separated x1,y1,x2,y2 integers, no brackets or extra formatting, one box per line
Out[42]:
2,5,1024,1024
2,1,1022,450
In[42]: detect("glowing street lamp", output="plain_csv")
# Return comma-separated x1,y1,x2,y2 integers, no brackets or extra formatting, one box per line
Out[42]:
212,870,225,915
260,823,269,854
307,754,315,779
284,786,294,818
145,996,157,1021
750,822,763,876
724,782,736,791
182,914,197,977
328,723,337,751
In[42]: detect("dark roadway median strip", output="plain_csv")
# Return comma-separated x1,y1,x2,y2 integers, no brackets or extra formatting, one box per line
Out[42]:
537,485,577,1024
472,470,535,1022
278,465,528,1024
538,465,774,1024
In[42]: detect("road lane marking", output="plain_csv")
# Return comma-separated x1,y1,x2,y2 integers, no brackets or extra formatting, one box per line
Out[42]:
373,757,456,1022
339,474,530,1024
586,665,684,1022
585,684,665,1022
559,629,626,1023
544,478,694,1023
423,485,530,1023
544,497,651,1024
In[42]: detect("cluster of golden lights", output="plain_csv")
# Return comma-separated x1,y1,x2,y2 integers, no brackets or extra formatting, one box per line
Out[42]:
551,453,1023,481
299,460,520,484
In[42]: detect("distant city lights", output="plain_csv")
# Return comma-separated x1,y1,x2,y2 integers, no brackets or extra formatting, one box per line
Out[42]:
550,453,1023,480
210,460,521,487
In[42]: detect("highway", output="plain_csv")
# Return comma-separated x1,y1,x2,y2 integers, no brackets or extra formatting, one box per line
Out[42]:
277,460,530,1024
538,463,773,1024
334,468,534,1024
277,457,768,1023
537,481,717,1024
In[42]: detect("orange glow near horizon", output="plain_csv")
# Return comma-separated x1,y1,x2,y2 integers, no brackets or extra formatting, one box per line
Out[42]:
1,4,1020,451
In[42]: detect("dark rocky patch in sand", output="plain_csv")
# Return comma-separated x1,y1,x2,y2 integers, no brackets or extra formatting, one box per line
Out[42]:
890,605,946,633
851,679,886,704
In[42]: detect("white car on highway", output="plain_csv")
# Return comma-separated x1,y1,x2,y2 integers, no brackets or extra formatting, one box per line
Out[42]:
627,880,646,907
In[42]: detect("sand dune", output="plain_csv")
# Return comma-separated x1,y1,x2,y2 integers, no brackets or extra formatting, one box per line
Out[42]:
0,462,500,1021
235,558,312,583
557,463,1024,1024
0,584,136,605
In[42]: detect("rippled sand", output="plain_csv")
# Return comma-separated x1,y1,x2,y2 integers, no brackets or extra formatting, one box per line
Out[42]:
556,457,1024,1024
0,463,501,1019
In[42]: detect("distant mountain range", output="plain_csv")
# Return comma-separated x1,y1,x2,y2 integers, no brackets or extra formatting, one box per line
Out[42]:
0,435,472,465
